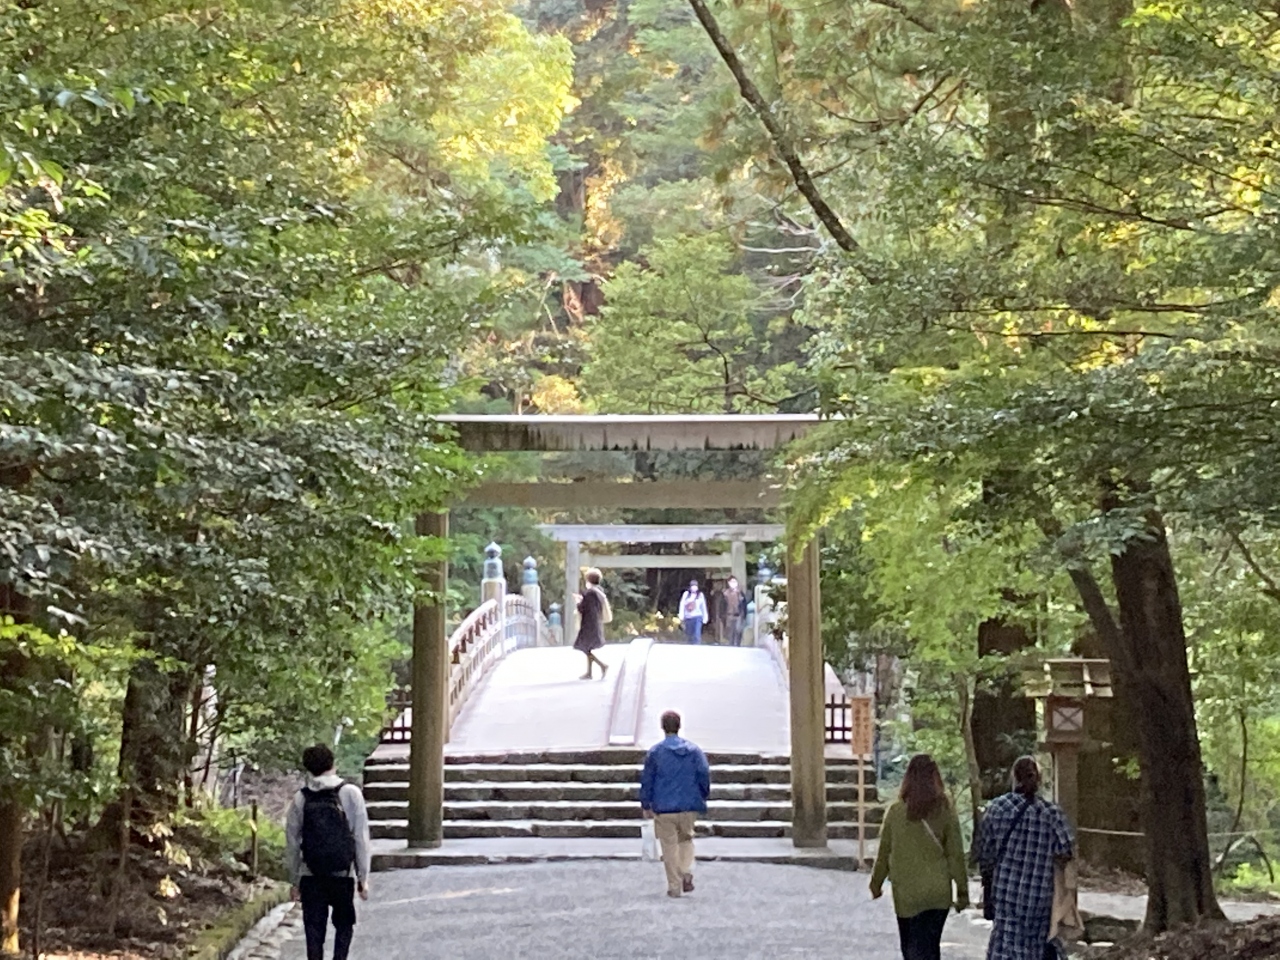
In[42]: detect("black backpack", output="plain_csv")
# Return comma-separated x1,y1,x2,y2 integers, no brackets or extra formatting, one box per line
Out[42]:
300,783,357,877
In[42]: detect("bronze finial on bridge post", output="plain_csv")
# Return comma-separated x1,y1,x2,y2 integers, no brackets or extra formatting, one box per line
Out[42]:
408,510,449,849
481,541,506,604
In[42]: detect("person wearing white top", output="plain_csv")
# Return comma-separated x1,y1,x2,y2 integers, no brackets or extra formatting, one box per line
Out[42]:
678,580,709,644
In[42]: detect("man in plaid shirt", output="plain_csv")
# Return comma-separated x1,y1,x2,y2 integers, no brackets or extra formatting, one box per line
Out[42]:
977,757,1074,960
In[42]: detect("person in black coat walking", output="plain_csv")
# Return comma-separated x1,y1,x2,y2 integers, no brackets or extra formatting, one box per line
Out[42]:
574,567,610,680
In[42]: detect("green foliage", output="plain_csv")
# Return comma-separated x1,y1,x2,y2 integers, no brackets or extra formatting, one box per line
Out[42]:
213,620,405,770
173,801,288,881
0,0,575,865
659,0,1280,860
1182,530,1280,848
0,617,134,817
583,234,800,412
1221,861,1280,899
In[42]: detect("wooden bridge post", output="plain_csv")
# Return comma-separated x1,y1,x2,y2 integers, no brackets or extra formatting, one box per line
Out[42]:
408,510,449,848
788,535,828,848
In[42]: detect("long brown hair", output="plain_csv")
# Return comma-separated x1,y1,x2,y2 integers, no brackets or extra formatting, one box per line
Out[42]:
899,754,947,821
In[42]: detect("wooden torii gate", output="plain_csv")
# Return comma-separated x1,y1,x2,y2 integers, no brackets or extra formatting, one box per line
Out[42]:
406,414,829,850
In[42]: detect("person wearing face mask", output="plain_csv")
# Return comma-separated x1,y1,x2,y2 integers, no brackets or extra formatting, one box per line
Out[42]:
678,579,709,644
721,576,748,646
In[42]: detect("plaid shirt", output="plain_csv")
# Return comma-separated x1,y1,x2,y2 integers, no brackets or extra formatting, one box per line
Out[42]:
978,792,1072,912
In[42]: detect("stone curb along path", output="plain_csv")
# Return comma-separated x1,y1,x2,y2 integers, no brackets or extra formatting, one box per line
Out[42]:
225,901,301,960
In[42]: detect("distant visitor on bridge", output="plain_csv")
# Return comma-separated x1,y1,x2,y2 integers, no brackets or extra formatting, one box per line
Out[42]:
639,710,711,898
721,576,748,646
573,567,610,680
678,579,709,644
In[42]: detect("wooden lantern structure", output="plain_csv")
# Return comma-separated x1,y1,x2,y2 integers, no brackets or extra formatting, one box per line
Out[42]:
1023,659,1113,825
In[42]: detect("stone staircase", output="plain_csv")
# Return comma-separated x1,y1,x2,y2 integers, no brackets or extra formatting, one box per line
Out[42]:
362,748,882,846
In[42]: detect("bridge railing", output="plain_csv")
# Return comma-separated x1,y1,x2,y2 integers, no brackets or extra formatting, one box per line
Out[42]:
446,598,502,728
753,586,872,748
380,594,540,743
754,588,789,679
503,593,539,651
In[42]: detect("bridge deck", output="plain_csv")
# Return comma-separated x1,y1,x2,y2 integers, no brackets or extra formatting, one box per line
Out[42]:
437,642,789,756
444,646,629,753
638,644,789,754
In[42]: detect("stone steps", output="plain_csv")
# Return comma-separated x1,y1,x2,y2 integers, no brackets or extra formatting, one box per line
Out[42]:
364,762,871,785
368,819,881,841
363,748,883,864
361,781,869,803
365,799,875,823
368,748,866,768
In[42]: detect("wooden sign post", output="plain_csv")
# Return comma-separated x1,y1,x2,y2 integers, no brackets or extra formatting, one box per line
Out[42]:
849,695,875,866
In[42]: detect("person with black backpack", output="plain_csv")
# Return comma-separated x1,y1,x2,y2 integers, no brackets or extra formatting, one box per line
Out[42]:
285,744,372,960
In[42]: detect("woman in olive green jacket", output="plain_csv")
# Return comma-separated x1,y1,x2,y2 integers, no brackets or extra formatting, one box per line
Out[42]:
870,754,970,960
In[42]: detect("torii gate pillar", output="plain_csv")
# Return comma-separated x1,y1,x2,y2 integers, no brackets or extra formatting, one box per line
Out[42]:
731,540,748,587
408,511,449,848
563,540,581,644
788,535,827,847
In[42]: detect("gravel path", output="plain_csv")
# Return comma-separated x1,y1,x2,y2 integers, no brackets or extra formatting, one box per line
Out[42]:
278,862,992,960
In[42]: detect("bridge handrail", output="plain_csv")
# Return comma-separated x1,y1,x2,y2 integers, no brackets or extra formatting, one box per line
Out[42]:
503,593,540,651
755,591,789,679
753,592,862,747
381,594,541,743
446,598,502,727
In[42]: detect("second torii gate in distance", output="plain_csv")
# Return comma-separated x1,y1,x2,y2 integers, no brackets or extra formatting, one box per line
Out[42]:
409,414,829,850
536,522,785,641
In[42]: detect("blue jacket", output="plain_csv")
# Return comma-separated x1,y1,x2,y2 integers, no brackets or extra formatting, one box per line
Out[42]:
639,736,711,814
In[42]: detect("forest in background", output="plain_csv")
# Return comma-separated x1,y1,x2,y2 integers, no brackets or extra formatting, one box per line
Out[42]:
485,0,1280,926
4,0,1280,952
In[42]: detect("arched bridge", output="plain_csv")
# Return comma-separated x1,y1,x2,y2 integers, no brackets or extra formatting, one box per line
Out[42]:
366,597,876,869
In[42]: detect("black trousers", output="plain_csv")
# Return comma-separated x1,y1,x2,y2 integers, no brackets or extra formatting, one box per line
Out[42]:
895,908,948,960
299,876,357,960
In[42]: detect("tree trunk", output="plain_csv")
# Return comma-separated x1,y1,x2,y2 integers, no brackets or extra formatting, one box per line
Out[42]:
972,617,1036,799
1108,509,1224,930
1057,565,1147,873
0,801,21,957
103,789,132,937
117,659,196,824
985,0,1071,248
0,570,31,958
956,674,984,836
30,804,56,960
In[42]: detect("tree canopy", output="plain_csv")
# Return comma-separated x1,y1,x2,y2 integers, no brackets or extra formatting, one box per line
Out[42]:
1,0,572,951
6,0,1280,949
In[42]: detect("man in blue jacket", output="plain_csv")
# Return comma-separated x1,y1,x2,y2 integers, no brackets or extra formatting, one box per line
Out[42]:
639,710,711,898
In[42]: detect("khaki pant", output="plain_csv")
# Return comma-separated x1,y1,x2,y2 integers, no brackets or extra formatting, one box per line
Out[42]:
653,812,697,894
